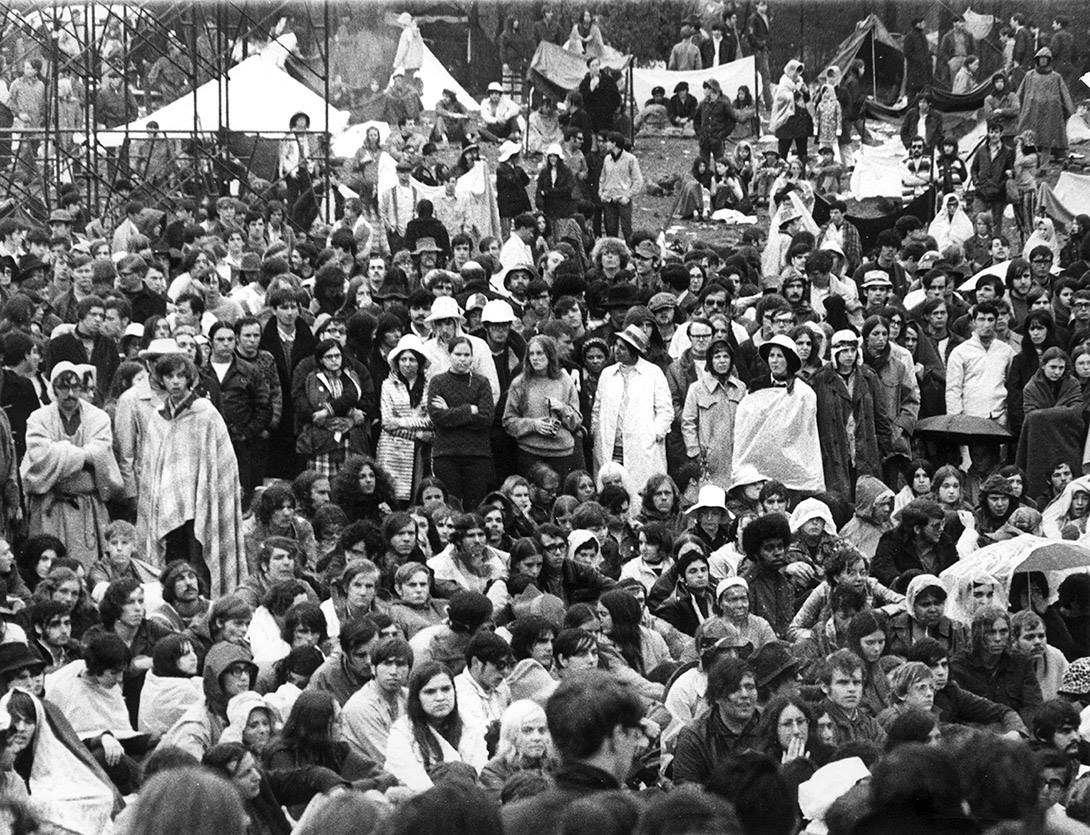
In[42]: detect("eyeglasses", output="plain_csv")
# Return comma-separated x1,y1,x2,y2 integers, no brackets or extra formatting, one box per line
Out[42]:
1031,257,1051,264
542,542,565,553
632,253,652,262
690,332,713,340
703,299,726,309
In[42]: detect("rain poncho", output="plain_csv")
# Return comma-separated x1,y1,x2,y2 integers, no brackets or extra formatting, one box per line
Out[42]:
1022,216,1063,261
1041,475,1090,540
789,497,838,535
946,567,1009,625
839,475,895,558
927,193,974,250
731,380,825,492
0,688,121,834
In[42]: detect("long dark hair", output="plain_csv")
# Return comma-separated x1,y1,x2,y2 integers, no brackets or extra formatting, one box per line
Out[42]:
407,662,462,771
600,589,645,674
274,690,341,767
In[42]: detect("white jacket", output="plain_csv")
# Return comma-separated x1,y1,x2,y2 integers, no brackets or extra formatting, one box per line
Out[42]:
591,359,673,507
944,334,1014,423
383,714,486,792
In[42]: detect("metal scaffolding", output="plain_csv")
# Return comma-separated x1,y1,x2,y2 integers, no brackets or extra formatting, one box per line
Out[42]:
0,0,332,225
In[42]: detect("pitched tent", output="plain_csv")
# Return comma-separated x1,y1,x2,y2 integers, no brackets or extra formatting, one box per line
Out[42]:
418,42,479,112
100,54,350,148
527,40,632,101
820,14,904,107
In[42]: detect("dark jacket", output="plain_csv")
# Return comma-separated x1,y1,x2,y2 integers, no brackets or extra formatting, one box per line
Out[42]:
653,579,716,637
502,762,624,835
933,680,1027,734
811,364,891,499
673,706,761,784
741,561,796,639
971,141,1014,203
667,93,698,125
0,368,42,457
426,370,494,458
872,528,960,586
885,610,969,659
902,27,933,92
535,161,576,219
403,215,451,258
120,284,168,324
950,649,1043,724
207,356,271,443
258,315,316,435
694,96,736,143
46,330,119,401
496,160,533,218
538,557,616,605
900,107,944,151
578,71,621,134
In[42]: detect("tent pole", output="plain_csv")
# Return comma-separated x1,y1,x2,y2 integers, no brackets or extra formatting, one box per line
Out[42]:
628,64,634,147
870,30,877,100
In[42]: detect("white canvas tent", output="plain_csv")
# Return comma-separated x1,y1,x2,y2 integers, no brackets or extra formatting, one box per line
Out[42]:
418,43,478,112
631,55,754,108
100,54,350,147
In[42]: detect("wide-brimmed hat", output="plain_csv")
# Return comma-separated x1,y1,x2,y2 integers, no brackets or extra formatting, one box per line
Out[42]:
604,283,640,309
614,324,649,356
861,269,892,288
481,299,517,324
424,296,465,323
0,643,43,678
137,338,184,360
396,12,413,26
48,209,73,223
411,237,443,256
750,640,800,688
498,141,521,163
487,81,505,94
387,333,430,370
758,334,801,376
685,484,728,516
544,142,564,158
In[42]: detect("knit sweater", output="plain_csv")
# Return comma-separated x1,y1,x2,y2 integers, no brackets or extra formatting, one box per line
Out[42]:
426,370,494,458
502,373,581,456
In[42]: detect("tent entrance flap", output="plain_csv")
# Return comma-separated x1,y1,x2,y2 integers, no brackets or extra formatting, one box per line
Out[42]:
821,13,904,106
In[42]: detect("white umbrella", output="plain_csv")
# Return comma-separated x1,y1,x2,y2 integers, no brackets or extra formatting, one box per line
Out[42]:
960,259,1061,292
939,534,1090,608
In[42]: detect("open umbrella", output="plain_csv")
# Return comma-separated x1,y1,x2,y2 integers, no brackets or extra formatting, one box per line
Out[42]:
939,535,1090,608
915,414,1011,443
960,259,1060,293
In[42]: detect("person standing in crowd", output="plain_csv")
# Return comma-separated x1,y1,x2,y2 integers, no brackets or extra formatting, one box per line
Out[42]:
598,132,643,243
591,325,672,510
903,16,933,100
21,362,123,567
745,0,773,110
1016,47,1074,163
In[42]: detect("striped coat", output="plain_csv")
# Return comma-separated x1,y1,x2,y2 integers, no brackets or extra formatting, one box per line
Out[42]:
136,395,245,595
376,374,432,500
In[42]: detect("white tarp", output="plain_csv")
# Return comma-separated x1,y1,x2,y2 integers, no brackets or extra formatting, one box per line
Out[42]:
418,43,479,112
100,55,350,147
330,121,392,158
1053,172,1090,218
849,136,906,199
962,8,995,41
632,55,755,108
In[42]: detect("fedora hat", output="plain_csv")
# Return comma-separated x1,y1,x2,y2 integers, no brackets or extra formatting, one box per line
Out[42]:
411,237,443,256
614,323,649,356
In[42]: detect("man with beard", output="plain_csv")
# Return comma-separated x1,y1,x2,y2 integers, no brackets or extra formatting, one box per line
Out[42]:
149,561,210,631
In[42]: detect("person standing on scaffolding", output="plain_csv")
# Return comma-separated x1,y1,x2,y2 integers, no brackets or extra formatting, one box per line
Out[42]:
279,111,320,232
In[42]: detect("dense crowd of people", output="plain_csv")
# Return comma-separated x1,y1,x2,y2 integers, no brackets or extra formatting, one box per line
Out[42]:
0,3,1089,835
